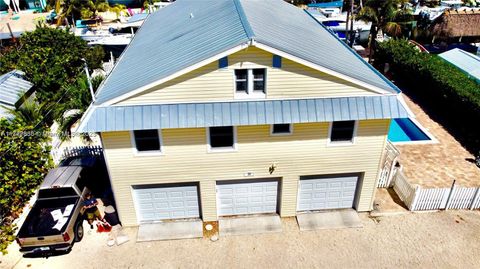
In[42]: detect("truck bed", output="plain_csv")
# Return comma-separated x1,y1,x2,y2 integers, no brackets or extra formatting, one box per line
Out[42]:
17,197,79,238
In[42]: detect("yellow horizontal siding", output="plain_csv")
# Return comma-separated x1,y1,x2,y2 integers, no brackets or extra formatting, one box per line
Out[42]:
101,119,390,226
118,47,376,105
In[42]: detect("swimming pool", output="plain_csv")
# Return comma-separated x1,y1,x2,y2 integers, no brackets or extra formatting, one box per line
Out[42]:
388,118,434,143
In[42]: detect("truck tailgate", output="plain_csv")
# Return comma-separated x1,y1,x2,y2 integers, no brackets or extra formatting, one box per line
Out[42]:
17,197,79,246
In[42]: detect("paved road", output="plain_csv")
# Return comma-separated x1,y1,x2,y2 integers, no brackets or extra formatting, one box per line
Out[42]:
3,211,480,269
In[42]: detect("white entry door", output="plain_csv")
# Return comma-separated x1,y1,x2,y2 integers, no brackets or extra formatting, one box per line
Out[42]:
297,175,358,211
216,180,278,216
133,184,200,222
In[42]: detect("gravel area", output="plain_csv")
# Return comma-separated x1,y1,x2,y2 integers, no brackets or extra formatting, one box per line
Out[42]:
3,211,480,269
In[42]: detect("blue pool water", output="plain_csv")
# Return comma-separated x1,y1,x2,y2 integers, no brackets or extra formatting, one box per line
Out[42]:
388,118,431,142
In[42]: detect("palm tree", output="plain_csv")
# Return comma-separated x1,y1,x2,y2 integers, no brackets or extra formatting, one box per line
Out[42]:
4,99,48,129
55,75,104,141
356,0,413,61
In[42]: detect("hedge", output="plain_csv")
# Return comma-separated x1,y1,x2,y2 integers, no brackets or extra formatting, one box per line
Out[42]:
375,39,480,152
0,120,52,254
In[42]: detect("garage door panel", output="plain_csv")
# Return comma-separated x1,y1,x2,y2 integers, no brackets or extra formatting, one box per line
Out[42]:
297,176,358,211
217,180,278,216
134,184,200,222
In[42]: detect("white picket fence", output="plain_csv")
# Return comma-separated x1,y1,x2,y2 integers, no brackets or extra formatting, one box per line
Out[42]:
51,145,103,164
392,170,417,206
377,141,400,188
391,170,480,211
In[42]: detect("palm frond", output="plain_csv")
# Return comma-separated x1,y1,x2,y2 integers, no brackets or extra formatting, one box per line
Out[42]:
384,22,403,37
357,6,378,24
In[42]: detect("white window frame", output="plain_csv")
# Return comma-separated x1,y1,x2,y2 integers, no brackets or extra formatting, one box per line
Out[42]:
234,68,267,99
270,123,293,136
130,129,164,156
206,126,238,153
327,120,358,147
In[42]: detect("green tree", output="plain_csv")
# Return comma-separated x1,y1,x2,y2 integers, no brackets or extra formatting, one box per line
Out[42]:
0,118,52,254
356,0,412,60
54,75,104,140
0,24,104,104
3,99,48,129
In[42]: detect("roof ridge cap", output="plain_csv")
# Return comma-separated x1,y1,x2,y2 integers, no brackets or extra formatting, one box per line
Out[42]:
233,0,255,40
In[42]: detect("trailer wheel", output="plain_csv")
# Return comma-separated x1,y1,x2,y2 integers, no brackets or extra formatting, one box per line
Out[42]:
74,220,84,242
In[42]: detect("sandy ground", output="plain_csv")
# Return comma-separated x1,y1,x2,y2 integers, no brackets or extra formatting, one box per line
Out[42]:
2,210,480,269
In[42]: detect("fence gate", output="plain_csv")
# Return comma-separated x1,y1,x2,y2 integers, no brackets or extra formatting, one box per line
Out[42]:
377,141,400,188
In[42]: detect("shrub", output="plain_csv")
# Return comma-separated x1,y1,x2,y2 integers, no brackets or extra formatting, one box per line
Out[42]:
0,119,52,254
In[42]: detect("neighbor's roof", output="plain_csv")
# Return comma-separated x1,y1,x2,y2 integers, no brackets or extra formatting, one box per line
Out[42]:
431,10,480,38
0,70,33,118
0,70,33,107
439,48,480,83
93,0,399,105
79,95,409,132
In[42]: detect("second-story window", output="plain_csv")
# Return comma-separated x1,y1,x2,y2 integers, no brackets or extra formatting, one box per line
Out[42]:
329,121,356,144
235,68,266,98
133,129,161,152
208,126,236,151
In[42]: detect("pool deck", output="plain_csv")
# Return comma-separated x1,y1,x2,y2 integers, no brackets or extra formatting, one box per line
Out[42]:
395,94,480,188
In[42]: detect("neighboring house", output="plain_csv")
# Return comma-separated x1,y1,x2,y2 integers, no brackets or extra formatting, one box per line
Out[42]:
429,9,480,43
0,70,34,118
439,48,480,83
78,0,410,228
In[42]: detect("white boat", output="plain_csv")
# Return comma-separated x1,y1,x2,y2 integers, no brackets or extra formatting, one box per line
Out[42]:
309,10,372,42
88,34,133,46
75,28,115,42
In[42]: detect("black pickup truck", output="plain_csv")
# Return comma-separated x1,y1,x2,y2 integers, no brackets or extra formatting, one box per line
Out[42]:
16,156,110,256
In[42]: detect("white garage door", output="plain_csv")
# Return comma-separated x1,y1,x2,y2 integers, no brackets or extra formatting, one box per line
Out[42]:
217,180,278,216
133,184,200,222
297,175,358,211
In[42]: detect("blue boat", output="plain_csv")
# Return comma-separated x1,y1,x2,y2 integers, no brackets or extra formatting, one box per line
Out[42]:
108,0,138,7
307,0,344,8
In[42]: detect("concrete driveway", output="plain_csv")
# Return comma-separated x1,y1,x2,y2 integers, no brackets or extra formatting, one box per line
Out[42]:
3,211,480,269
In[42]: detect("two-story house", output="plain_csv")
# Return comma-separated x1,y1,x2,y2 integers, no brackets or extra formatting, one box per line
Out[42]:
78,0,410,232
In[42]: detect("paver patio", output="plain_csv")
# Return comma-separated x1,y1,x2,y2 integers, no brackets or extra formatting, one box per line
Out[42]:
395,94,480,188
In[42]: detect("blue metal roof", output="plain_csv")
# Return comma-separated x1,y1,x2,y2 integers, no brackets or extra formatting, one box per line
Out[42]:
0,70,33,107
78,95,409,132
95,0,250,104
439,49,480,83
93,0,399,105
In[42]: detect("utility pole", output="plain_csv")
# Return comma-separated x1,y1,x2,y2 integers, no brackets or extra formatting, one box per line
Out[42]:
6,23,16,42
349,0,355,47
82,58,96,102
345,0,350,42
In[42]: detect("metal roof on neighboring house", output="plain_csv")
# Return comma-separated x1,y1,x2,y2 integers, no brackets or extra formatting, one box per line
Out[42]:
78,95,409,133
0,70,33,118
93,0,399,105
0,70,33,107
439,49,480,83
